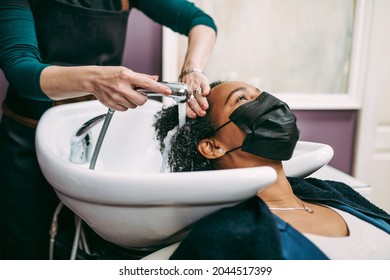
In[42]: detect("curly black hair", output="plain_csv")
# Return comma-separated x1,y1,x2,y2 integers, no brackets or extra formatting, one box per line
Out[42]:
153,81,223,172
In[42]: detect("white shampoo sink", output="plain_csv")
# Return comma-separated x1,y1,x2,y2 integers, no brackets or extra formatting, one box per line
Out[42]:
35,100,333,248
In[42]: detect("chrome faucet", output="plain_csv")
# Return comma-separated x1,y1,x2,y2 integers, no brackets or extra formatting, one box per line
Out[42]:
69,113,106,164
69,82,190,165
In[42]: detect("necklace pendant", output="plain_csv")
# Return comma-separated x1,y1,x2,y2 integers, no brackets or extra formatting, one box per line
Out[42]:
305,206,314,213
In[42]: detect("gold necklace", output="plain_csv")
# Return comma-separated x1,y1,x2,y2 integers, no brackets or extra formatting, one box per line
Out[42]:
269,197,314,214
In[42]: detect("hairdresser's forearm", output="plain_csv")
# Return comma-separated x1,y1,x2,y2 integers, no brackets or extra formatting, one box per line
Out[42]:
181,25,216,71
40,65,98,100
40,65,171,111
180,25,216,118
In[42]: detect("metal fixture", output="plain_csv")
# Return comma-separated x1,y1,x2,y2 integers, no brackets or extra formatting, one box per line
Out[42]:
69,82,190,165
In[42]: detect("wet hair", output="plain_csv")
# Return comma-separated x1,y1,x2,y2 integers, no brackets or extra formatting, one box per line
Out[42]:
153,81,223,172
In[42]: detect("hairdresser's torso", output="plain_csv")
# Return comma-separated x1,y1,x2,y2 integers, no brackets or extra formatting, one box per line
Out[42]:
20,0,132,66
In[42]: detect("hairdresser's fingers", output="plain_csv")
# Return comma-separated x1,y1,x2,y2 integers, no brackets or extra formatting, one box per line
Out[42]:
124,88,148,106
195,79,211,110
90,67,165,111
189,87,208,115
105,89,145,111
184,89,206,117
94,87,143,112
179,71,210,117
186,93,205,118
186,104,197,119
186,100,206,118
184,84,208,117
123,69,172,96
200,81,211,96
143,74,159,81
114,70,170,110
193,88,208,112
105,99,137,112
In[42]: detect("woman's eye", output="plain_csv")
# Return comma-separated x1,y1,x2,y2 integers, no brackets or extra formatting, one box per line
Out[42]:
235,95,248,103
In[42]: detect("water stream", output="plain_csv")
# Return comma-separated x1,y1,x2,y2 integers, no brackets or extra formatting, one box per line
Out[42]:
177,102,186,129
159,102,187,173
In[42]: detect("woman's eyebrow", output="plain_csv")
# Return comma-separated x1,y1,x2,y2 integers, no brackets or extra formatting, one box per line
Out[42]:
224,87,247,105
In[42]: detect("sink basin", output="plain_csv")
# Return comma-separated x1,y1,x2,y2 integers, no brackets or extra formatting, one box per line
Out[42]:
35,100,333,249
283,141,334,178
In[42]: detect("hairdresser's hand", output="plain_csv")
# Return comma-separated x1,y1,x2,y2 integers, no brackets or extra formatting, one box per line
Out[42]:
180,71,211,118
90,67,172,111
41,65,172,112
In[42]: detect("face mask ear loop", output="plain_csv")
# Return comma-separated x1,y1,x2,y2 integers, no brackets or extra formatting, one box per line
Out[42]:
224,146,242,155
213,120,232,135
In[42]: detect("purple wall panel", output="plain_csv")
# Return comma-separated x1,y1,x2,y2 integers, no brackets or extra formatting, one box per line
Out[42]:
293,110,357,174
122,9,162,76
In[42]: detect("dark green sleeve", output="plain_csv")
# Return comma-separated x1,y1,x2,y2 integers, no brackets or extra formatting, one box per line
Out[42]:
0,3,51,101
130,0,217,36
1,0,30,7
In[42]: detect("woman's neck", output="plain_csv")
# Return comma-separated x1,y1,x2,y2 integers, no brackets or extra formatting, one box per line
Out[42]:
219,156,300,207
257,167,300,208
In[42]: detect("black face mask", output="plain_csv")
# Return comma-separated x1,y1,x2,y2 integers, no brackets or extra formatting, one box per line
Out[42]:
213,92,300,160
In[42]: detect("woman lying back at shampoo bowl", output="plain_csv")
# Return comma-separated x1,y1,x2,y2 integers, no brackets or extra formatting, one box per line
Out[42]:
153,80,390,259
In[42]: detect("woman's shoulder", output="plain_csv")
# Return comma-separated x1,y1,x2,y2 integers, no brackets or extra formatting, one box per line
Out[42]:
288,176,390,221
288,176,358,197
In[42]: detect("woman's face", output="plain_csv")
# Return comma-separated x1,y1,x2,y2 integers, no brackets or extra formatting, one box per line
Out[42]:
203,81,273,168
208,81,261,126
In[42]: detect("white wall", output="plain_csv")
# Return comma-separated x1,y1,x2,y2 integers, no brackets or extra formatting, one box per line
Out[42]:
354,0,390,213
182,0,355,94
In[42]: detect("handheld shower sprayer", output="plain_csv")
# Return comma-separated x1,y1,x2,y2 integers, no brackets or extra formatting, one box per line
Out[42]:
136,82,191,103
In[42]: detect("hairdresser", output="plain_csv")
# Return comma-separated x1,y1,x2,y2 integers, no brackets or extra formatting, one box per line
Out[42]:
0,0,216,259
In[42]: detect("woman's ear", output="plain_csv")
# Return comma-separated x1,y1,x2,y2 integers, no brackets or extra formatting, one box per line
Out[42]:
198,138,226,159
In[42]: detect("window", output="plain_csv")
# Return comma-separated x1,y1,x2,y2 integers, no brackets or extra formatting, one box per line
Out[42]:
163,0,372,109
